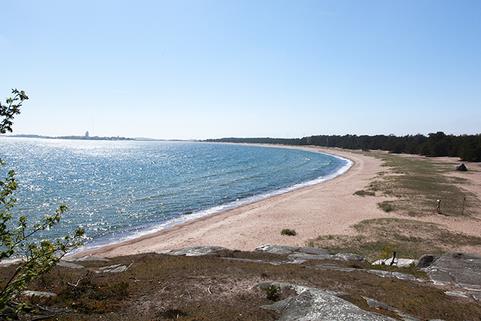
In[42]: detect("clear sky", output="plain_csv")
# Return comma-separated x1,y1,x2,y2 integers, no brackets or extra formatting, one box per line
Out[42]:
1,0,481,139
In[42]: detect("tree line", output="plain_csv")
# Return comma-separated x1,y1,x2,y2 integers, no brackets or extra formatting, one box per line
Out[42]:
205,137,301,145
205,132,481,162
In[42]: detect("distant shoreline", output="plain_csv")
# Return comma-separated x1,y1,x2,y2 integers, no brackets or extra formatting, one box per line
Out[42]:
7,134,134,141
4,134,195,142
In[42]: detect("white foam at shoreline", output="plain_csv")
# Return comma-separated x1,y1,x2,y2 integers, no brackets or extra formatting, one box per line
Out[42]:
74,150,353,253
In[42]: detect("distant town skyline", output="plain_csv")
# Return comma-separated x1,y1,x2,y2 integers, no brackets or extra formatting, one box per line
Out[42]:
2,1,481,140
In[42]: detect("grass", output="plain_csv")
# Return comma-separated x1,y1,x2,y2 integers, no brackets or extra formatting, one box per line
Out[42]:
353,190,376,197
327,152,481,261
377,201,395,212
308,218,481,260
280,228,297,236
57,277,130,313
359,152,479,217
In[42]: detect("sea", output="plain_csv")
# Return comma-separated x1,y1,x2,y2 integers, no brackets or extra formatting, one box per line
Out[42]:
0,138,351,249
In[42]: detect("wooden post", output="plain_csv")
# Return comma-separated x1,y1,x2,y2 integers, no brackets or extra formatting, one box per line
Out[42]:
436,199,441,214
461,196,466,216
390,251,397,266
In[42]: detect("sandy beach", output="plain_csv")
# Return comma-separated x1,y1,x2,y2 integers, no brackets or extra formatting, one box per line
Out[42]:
72,145,481,259
75,146,396,258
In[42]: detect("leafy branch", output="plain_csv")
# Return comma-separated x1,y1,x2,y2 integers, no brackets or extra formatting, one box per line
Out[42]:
0,89,85,319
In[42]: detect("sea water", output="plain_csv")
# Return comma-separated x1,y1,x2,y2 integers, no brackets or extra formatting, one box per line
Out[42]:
0,138,350,248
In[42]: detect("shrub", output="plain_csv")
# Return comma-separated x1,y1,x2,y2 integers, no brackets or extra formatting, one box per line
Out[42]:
264,285,281,301
378,201,395,212
281,229,297,236
354,190,375,197
0,89,85,319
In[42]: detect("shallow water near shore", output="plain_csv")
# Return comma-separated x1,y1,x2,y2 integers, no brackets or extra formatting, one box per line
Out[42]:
0,138,349,248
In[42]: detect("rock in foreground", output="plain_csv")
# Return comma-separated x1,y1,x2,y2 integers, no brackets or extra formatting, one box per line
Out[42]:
261,283,396,321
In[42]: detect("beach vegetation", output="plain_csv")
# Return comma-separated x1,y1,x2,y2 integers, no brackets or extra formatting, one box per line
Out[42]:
0,89,85,319
1,250,480,320
308,218,481,261
263,284,281,301
354,190,375,197
59,276,129,313
367,152,478,216
378,201,395,212
280,229,297,236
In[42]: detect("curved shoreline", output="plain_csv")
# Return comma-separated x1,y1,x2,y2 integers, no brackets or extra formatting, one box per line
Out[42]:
71,145,385,259
77,148,352,252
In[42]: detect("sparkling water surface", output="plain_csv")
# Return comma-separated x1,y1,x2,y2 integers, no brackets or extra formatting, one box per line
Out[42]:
0,138,349,248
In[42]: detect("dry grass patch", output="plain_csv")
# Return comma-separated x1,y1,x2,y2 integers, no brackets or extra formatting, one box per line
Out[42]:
353,190,376,197
309,218,481,260
377,201,395,212
2,251,481,320
360,152,480,216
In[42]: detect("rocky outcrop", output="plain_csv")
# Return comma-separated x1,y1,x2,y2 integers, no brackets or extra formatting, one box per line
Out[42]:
288,252,332,261
423,253,481,301
96,263,132,273
372,257,418,267
167,245,365,262
260,282,396,321
168,246,229,256
255,245,365,262
22,290,57,298
332,253,365,261
57,260,85,269
255,245,305,255
417,254,438,268
456,163,468,171
259,282,449,321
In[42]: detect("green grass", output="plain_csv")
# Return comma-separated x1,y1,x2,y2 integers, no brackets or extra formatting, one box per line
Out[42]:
362,152,479,216
263,284,281,301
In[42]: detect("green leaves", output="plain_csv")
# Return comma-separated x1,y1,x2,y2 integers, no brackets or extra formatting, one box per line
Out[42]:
0,89,28,134
0,89,85,319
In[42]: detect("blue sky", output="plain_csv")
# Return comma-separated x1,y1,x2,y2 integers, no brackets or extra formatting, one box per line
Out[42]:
1,0,481,139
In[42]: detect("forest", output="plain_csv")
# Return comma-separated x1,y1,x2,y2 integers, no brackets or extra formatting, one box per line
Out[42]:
206,132,481,162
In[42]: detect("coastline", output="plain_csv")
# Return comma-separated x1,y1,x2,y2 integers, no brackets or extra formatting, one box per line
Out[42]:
75,144,353,252
72,145,389,258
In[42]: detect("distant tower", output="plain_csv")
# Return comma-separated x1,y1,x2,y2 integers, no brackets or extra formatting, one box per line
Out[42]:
85,131,90,138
